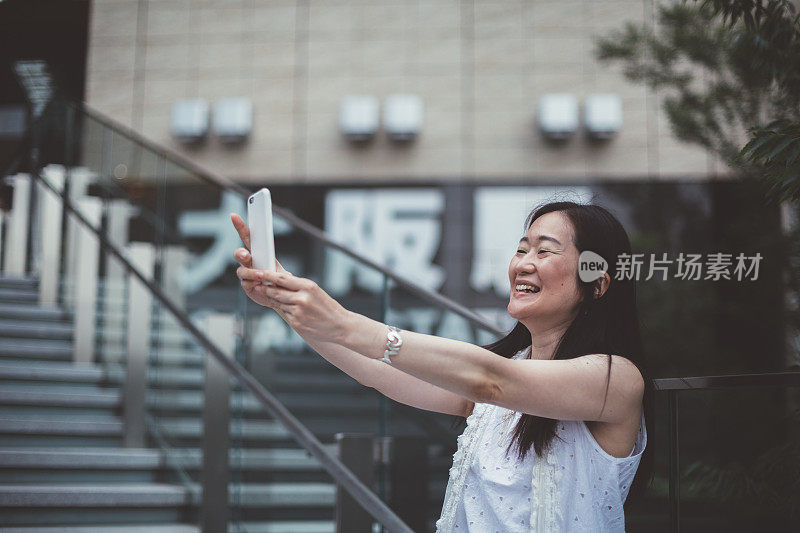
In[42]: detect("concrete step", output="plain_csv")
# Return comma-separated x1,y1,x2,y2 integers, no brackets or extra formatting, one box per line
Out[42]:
0,447,325,472
0,412,426,450
0,360,363,393
0,416,293,443
148,390,378,416
0,361,111,384
0,483,190,507
0,383,121,408
0,526,199,533
0,338,73,361
0,342,204,366
0,388,120,409
0,447,162,469
0,416,123,437
0,523,336,533
0,386,377,417
0,277,38,291
0,320,73,340
0,288,38,304
0,303,71,322
219,523,335,533
0,482,336,507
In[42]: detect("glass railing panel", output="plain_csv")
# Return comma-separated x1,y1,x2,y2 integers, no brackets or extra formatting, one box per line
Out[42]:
659,387,796,532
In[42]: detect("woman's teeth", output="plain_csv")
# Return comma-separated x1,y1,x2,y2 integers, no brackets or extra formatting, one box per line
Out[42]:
515,284,540,293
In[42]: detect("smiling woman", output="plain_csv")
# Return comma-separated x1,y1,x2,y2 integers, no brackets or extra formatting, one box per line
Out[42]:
231,200,653,533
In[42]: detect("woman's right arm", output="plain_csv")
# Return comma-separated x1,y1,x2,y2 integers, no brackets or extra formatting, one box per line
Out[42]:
230,213,472,418
299,334,474,417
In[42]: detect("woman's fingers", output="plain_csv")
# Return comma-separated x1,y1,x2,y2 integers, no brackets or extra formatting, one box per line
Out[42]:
261,269,311,291
234,248,253,268
275,258,289,274
255,283,297,305
237,266,302,292
236,265,264,281
230,213,251,250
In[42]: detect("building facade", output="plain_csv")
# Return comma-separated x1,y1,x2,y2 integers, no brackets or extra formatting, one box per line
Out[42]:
85,0,722,183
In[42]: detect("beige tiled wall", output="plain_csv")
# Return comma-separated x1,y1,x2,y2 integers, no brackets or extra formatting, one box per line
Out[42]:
86,0,717,183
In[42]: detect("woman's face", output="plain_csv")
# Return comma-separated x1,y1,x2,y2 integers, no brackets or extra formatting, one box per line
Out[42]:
507,211,584,327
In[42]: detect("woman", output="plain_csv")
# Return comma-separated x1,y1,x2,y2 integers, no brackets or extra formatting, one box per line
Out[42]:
231,200,652,532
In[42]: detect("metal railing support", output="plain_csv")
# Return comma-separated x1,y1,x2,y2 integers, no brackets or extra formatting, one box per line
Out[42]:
668,390,680,533
159,245,187,355
103,199,134,362
72,198,102,364
37,165,65,307
0,211,5,269
335,435,430,533
3,174,31,276
336,434,376,533
388,436,429,533
123,242,154,447
201,312,236,533
63,167,93,305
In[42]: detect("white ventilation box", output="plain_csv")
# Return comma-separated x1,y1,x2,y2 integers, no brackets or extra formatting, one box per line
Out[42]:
213,98,253,143
339,95,380,142
171,99,209,143
584,93,622,139
538,94,579,140
383,94,423,141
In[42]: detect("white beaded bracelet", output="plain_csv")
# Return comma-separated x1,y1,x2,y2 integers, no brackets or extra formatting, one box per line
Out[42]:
381,325,403,364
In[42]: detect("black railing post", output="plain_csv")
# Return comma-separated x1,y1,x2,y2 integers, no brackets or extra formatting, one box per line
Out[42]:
201,313,236,533
388,436,429,533
336,434,376,533
123,242,154,447
668,390,680,533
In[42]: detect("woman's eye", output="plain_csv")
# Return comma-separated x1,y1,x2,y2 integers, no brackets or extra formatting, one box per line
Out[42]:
516,249,527,254
538,249,550,254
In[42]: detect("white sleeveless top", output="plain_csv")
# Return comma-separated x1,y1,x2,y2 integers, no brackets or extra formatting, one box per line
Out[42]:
436,348,647,532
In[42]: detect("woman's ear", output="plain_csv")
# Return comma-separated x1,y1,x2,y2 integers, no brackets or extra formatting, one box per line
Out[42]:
594,272,611,299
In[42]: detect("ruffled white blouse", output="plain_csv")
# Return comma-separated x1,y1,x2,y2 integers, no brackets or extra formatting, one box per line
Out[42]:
435,347,647,532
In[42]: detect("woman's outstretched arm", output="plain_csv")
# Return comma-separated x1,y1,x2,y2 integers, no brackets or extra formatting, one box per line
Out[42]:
231,213,472,418
299,335,473,417
242,263,643,424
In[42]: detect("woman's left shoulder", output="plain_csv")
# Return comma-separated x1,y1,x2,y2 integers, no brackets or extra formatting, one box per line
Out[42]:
574,353,645,409
577,354,644,386
609,355,645,396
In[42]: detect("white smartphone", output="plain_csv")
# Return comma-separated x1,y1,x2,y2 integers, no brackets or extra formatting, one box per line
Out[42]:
247,188,276,279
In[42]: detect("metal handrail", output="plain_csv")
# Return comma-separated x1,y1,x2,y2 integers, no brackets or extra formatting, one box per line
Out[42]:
653,371,800,391
29,167,415,533
72,101,505,337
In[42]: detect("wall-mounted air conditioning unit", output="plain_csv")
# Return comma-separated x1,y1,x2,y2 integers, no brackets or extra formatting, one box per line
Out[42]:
171,99,209,144
339,95,380,142
584,93,622,140
538,93,579,140
383,94,423,142
213,98,253,144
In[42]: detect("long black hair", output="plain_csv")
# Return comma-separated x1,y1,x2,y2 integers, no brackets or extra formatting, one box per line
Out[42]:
466,200,654,500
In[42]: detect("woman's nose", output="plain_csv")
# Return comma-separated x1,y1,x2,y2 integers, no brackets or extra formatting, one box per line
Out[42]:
516,256,536,273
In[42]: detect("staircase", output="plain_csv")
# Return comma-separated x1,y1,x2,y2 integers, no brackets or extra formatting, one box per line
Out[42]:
0,275,333,531
0,275,454,531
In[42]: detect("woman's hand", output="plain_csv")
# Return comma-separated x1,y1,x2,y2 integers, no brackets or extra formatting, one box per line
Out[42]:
231,213,352,344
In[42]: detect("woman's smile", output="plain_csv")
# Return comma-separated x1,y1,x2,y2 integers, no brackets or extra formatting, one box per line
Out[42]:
512,286,542,298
